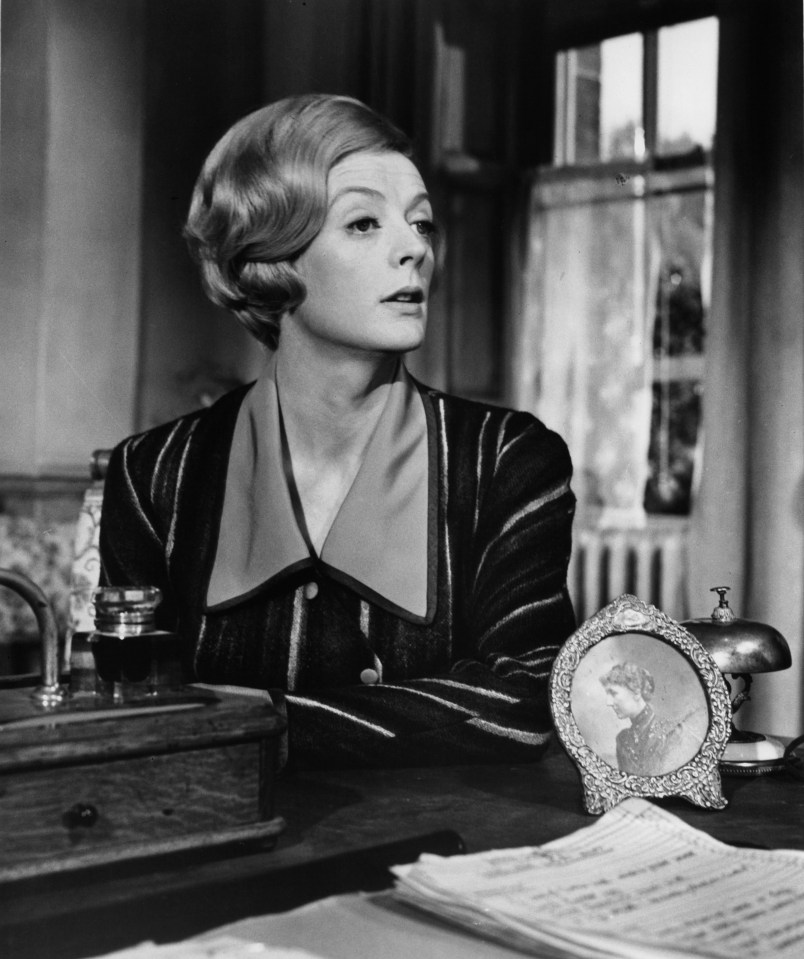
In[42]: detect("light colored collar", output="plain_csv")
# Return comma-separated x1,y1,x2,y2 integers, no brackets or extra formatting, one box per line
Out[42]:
206,354,433,622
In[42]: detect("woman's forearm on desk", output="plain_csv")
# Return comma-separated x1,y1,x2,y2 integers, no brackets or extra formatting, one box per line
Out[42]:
285,420,576,768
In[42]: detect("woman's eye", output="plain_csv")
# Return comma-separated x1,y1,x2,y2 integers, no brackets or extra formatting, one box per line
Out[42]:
413,219,436,238
348,217,380,234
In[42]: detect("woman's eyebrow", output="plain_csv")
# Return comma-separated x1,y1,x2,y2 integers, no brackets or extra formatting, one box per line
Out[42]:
407,191,432,211
328,186,383,208
328,187,432,210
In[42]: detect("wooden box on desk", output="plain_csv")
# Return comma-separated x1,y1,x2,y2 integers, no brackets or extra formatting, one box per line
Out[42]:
0,687,286,881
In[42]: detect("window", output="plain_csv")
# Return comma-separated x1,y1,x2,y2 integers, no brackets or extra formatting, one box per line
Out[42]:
523,18,718,522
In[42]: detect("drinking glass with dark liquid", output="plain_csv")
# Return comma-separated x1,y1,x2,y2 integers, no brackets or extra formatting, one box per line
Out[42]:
89,586,180,700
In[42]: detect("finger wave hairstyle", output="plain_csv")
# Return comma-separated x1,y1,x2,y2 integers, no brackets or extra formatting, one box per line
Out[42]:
184,94,417,350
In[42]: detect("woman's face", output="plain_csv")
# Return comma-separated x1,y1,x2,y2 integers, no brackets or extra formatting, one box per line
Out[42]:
289,150,436,355
604,683,645,720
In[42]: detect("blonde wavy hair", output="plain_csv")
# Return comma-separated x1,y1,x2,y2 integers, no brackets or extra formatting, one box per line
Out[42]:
183,94,423,350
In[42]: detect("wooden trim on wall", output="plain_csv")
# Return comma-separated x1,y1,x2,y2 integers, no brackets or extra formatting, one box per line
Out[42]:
0,475,89,498
544,0,719,51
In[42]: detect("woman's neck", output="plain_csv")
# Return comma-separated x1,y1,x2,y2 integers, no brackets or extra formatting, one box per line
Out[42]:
273,333,398,458
272,331,401,552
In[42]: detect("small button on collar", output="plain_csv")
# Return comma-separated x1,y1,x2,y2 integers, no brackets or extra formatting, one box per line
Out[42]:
304,581,319,600
360,668,380,685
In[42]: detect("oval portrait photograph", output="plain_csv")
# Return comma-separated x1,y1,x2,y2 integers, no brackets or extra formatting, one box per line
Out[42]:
570,632,710,776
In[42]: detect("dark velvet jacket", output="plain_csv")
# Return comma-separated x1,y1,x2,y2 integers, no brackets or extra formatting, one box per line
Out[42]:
100,377,576,768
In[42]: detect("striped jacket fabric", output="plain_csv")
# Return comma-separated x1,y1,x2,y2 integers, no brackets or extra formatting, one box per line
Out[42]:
100,380,576,769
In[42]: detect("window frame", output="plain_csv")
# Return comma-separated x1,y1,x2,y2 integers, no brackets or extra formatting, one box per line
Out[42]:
529,15,718,519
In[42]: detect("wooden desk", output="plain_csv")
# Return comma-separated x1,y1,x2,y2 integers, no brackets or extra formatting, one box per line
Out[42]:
3,745,803,959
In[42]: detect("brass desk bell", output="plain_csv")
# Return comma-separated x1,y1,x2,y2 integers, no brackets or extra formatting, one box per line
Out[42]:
682,586,792,775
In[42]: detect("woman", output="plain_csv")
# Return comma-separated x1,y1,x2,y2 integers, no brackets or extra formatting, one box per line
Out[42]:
600,662,693,776
100,94,576,768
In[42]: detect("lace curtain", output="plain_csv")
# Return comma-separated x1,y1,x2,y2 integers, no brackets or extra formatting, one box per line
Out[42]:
514,173,709,531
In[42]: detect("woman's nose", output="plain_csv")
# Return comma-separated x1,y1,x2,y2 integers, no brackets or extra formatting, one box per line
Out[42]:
391,221,430,267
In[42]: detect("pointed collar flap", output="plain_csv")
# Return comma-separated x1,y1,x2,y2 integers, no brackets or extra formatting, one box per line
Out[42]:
206,356,433,622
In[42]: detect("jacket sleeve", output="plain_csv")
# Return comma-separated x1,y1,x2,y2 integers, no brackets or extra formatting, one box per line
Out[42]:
98,436,178,631
284,415,576,768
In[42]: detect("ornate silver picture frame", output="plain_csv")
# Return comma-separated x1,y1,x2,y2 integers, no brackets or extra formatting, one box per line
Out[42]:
550,594,731,814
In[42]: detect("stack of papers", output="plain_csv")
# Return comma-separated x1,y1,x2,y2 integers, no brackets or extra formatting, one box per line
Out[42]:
88,938,326,959
392,798,804,959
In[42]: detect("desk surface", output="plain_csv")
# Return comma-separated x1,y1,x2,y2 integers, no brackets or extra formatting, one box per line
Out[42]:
4,745,804,959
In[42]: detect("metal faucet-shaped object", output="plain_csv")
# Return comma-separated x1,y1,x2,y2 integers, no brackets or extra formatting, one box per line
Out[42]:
0,568,69,706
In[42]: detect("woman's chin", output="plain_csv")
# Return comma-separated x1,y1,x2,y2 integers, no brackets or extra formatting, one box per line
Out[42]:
385,317,428,352
358,321,427,355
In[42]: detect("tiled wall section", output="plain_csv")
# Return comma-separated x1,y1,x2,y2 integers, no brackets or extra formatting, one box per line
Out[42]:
0,483,84,674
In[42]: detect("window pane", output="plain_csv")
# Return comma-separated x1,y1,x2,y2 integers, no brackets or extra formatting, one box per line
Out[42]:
554,33,643,164
572,45,603,164
657,18,719,155
599,33,644,161
645,380,702,515
645,189,711,514
541,21,717,521
523,176,713,520
525,189,654,522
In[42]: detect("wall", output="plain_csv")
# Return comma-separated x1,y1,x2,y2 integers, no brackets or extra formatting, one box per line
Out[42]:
136,0,267,430
0,0,146,657
0,0,145,478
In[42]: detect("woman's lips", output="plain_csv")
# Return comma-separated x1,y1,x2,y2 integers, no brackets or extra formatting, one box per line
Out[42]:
382,286,425,304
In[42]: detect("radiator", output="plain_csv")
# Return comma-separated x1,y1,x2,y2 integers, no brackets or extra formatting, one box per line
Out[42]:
568,524,689,624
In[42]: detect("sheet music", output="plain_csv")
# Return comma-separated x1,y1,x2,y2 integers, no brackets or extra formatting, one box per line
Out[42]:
392,798,804,959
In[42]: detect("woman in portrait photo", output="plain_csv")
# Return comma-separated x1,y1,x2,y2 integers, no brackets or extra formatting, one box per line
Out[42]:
99,94,576,769
600,661,697,776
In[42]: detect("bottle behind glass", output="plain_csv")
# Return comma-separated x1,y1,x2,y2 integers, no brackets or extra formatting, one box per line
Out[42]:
67,586,97,695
